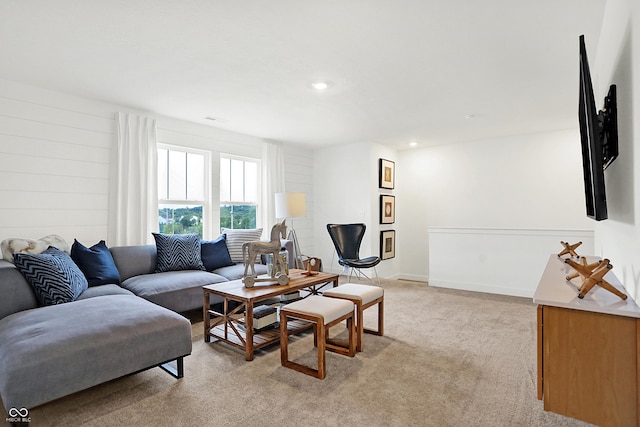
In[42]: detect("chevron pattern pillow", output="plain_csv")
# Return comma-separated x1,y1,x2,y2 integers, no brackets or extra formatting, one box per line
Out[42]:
152,233,205,273
13,246,88,306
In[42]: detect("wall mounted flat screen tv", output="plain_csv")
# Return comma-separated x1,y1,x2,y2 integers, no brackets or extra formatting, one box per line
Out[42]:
578,35,618,221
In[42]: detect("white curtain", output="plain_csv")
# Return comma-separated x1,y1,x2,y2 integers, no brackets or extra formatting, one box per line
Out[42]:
261,140,285,236
108,112,158,246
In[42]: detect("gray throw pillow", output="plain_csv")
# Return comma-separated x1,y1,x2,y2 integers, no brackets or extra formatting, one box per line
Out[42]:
13,246,88,306
152,233,205,273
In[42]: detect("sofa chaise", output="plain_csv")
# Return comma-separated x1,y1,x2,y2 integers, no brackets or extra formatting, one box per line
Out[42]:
0,232,292,414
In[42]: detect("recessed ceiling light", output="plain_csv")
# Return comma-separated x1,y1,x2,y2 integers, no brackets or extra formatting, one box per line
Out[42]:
311,81,330,91
409,141,418,147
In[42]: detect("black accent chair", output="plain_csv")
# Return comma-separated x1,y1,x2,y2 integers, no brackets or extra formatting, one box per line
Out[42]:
326,223,381,283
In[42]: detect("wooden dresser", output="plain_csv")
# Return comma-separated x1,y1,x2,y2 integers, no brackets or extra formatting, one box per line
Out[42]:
534,255,640,427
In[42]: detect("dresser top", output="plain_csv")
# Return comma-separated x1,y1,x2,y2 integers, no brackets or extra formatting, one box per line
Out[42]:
533,254,640,318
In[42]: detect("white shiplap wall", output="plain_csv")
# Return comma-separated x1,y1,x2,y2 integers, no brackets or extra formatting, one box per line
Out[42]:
282,146,314,256
0,80,114,245
0,79,315,255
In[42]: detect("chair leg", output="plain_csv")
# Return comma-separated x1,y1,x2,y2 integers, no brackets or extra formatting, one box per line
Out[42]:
362,297,385,337
378,298,384,336
313,322,318,348
356,302,364,352
348,267,379,286
317,321,326,379
348,316,356,356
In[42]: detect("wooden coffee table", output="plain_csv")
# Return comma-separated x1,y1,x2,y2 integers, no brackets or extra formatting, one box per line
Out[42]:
203,270,339,361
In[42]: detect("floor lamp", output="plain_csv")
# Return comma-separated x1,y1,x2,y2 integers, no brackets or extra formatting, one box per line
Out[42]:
274,192,306,269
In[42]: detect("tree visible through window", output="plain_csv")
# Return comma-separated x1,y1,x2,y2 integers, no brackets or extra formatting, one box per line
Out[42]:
158,147,208,236
220,156,260,230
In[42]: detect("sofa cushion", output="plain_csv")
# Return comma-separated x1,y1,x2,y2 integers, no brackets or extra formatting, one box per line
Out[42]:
70,239,121,286
76,284,135,300
152,233,205,273
121,270,228,312
13,247,88,306
201,234,234,271
0,260,38,320
221,228,263,263
109,245,156,282
214,263,268,281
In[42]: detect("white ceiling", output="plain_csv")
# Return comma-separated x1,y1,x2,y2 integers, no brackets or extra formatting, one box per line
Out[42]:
0,1,605,150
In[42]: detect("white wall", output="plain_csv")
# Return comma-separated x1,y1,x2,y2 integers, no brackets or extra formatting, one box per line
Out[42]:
592,0,640,300
0,79,313,253
313,142,375,273
397,130,593,296
428,227,593,297
399,130,592,229
371,144,400,278
312,128,592,294
282,144,314,256
0,79,114,245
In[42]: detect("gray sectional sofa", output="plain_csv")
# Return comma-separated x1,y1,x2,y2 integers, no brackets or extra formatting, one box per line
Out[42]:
0,238,292,414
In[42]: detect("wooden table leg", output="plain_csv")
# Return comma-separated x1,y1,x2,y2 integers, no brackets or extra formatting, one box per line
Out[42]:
223,297,228,339
203,290,210,343
245,302,254,361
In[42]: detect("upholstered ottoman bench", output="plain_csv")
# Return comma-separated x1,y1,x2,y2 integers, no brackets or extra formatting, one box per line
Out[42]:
323,283,384,352
280,295,356,379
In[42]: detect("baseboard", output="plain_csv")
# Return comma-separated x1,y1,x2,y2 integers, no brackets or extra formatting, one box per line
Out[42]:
429,279,533,298
395,273,428,283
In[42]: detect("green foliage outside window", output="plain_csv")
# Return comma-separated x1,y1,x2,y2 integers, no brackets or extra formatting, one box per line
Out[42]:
159,206,203,236
220,205,256,229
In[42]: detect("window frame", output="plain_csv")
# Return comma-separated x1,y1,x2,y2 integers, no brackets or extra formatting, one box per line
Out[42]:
219,154,262,231
158,144,212,238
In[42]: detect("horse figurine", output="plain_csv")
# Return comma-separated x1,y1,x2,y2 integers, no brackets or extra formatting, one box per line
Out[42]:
242,219,290,287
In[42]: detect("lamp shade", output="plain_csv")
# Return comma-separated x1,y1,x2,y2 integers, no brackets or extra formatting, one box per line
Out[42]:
274,192,306,218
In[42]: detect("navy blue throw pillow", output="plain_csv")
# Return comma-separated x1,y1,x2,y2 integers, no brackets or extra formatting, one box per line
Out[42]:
14,246,88,306
152,233,205,273
70,239,121,286
201,234,235,271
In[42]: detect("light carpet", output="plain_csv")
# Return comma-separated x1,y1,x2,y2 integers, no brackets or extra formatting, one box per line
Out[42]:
7,278,594,426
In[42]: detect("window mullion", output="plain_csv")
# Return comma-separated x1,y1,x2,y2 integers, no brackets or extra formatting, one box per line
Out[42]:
184,153,188,200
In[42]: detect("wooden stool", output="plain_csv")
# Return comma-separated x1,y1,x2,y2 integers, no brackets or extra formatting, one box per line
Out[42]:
323,283,384,352
280,295,356,379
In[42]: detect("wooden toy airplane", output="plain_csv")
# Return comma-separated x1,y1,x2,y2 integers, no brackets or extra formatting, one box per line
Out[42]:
558,241,582,258
564,258,627,300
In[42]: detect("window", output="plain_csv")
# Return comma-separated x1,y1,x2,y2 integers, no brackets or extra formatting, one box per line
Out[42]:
158,146,209,236
220,155,260,230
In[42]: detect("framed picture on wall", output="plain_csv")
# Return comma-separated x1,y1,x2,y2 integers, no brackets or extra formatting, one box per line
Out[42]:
380,195,395,224
381,230,396,260
379,158,395,189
